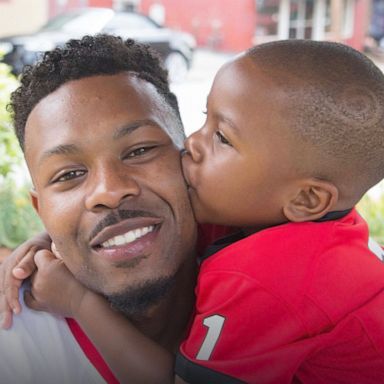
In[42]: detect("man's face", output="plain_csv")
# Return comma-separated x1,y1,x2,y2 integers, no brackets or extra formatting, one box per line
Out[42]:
25,73,197,307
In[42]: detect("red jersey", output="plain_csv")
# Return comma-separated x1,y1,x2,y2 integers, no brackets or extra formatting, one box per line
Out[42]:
176,209,384,383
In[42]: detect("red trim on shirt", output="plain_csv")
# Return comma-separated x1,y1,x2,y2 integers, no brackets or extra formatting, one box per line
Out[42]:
66,318,119,384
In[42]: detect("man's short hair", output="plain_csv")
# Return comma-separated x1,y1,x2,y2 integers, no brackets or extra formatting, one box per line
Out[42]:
9,34,184,151
246,40,384,194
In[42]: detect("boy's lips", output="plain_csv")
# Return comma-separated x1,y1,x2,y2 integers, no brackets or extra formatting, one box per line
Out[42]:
181,154,194,189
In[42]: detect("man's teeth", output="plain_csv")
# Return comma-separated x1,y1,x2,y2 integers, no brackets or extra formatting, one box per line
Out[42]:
101,226,154,248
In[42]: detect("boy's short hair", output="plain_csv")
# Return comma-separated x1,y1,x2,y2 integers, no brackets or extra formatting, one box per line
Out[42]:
9,34,184,152
246,40,384,197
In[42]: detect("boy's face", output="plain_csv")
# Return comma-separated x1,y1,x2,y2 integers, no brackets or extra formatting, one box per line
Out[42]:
182,56,301,229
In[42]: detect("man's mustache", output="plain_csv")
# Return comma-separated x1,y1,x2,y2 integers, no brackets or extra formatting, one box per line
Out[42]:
89,210,159,242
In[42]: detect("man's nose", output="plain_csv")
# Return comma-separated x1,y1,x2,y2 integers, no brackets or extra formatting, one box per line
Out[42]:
185,129,204,163
84,163,140,211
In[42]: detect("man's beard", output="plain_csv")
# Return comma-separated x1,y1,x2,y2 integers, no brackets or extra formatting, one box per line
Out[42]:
103,275,176,318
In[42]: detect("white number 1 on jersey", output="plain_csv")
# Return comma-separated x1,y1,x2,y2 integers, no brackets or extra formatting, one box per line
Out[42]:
196,315,225,360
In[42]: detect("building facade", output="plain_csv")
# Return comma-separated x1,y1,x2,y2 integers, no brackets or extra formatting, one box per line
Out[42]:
139,0,370,51
0,0,371,51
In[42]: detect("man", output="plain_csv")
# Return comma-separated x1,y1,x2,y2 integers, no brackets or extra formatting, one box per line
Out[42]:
0,34,201,383
2,35,384,384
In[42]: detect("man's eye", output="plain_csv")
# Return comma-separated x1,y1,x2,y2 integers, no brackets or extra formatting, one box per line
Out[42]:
215,131,232,146
54,170,86,183
125,146,155,158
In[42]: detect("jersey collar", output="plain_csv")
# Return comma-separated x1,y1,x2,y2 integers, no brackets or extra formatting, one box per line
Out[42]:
200,208,353,262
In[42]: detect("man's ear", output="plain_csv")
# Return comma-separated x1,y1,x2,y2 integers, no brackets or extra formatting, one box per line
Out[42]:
283,178,339,222
30,188,39,213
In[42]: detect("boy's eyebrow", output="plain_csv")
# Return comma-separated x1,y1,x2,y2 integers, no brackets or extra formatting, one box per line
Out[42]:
113,119,160,140
215,112,240,135
206,95,240,136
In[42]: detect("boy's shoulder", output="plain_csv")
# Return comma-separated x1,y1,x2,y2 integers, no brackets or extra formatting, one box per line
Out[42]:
199,209,384,322
198,209,369,262
201,209,363,270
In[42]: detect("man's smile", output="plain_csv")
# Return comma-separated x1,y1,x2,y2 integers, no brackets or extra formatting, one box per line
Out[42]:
89,217,163,263
100,225,155,248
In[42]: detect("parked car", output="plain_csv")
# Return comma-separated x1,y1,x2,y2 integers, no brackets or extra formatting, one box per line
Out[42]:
0,7,196,82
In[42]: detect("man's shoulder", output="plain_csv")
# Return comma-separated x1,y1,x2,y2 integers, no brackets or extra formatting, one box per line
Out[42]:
0,284,105,384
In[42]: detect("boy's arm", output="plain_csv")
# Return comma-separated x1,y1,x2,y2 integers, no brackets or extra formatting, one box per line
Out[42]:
26,250,178,384
74,294,176,384
0,231,51,329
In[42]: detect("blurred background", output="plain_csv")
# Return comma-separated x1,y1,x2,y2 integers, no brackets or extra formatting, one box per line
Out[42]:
0,0,383,259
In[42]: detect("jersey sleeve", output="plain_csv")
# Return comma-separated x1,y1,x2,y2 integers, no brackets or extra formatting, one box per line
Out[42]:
175,271,311,384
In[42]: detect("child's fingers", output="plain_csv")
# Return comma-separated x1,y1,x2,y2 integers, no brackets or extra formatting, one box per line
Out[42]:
34,249,56,268
0,301,13,329
11,232,51,279
0,262,14,328
5,247,38,315
0,232,52,327
51,242,63,260
4,279,22,315
0,248,29,321
23,290,43,312
12,247,38,279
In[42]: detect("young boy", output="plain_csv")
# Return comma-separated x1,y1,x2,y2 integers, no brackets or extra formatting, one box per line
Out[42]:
4,40,384,383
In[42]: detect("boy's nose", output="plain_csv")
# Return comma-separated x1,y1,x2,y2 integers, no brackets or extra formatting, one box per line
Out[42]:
184,131,203,162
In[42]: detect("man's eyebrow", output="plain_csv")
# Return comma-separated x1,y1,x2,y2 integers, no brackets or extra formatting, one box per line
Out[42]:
113,119,160,140
38,120,160,165
39,144,79,165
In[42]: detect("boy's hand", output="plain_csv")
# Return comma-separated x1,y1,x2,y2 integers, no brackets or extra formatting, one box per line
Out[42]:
0,232,51,329
25,250,89,318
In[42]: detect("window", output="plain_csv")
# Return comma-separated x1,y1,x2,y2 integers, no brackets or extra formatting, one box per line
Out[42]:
289,0,315,39
255,0,280,37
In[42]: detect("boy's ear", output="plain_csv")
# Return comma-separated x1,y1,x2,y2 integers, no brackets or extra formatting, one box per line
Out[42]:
283,178,339,222
30,188,39,214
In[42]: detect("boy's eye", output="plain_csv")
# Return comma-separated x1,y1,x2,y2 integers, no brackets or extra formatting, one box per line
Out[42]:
202,110,207,115
215,131,232,146
54,169,86,183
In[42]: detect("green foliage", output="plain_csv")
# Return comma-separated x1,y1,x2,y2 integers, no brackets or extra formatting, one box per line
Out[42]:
358,190,384,245
0,179,43,249
0,62,43,249
0,62,21,179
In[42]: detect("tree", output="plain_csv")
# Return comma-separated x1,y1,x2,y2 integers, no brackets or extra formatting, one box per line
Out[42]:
0,62,43,249
0,61,21,180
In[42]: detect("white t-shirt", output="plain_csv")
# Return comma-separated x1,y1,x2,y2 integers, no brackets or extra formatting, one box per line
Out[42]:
0,284,106,384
